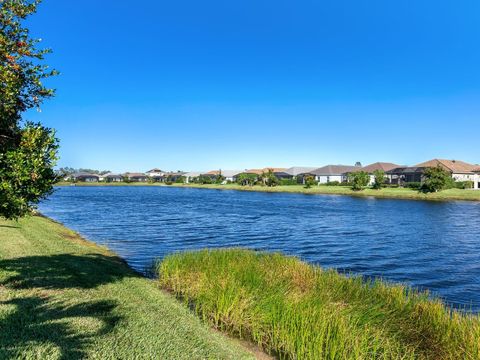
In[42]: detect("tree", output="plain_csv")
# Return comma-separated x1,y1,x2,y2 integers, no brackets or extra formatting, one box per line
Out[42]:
0,0,59,219
236,173,257,186
421,166,452,193
261,169,279,187
349,171,370,191
304,175,316,189
372,169,385,190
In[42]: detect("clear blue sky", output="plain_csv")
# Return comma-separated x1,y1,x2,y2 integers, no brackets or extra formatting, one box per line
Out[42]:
27,0,480,172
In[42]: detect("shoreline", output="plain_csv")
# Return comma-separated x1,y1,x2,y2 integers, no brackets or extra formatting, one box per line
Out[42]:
55,181,480,202
0,215,255,359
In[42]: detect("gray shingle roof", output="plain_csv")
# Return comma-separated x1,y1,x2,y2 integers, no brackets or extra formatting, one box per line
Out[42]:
312,165,361,176
285,167,319,176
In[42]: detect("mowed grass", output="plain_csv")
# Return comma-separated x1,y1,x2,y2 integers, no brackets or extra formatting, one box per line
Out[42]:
0,216,253,359
159,248,480,360
172,183,480,202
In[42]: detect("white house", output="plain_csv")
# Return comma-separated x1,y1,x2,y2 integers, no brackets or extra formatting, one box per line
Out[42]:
312,165,362,184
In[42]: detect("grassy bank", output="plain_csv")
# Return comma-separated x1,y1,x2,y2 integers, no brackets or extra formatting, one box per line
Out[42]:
0,216,253,359
172,183,480,201
55,182,480,201
159,249,480,360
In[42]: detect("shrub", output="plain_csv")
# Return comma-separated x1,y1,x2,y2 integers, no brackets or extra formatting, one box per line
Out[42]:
325,181,340,186
349,171,370,191
454,181,474,189
280,178,297,186
405,182,422,190
165,181,173,185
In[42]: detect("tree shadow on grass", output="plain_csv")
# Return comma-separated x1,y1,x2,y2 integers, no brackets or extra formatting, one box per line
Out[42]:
0,253,139,290
0,253,138,359
0,296,119,359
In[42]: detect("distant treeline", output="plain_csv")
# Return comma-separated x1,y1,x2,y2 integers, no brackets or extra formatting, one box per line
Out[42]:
57,167,111,176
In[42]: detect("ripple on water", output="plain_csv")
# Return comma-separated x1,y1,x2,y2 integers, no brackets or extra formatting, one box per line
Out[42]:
40,186,480,312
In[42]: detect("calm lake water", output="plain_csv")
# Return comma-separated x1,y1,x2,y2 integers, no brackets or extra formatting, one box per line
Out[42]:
40,186,480,311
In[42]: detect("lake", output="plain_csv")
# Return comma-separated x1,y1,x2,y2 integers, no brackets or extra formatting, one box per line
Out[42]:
40,186,480,311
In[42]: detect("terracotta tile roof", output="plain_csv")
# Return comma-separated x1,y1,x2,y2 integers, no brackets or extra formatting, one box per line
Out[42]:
473,167,480,173
361,162,402,173
413,159,477,174
242,168,287,175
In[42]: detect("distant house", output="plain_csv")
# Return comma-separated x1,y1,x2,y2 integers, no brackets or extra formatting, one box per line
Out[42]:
233,168,291,182
312,165,362,184
102,173,123,182
202,170,243,183
360,162,402,185
287,167,319,184
184,171,202,183
69,173,100,182
387,159,478,186
163,171,186,182
124,173,148,182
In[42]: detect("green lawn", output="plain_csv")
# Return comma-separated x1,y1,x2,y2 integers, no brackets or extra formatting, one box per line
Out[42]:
56,182,480,202
159,249,480,360
0,216,254,359
173,183,480,201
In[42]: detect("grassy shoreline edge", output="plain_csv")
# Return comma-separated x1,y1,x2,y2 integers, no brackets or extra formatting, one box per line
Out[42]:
0,215,254,359
158,248,480,359
55,182,480,202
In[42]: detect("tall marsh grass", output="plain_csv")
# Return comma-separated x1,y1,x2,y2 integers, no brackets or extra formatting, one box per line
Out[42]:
158,249,480,360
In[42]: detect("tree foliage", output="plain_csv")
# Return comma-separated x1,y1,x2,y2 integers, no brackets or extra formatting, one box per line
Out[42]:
236,173,257,186
261,170,279,187
303,175,316,189
372,169,385,190
0,0,59,219
349,171,370,191
421,166,452,193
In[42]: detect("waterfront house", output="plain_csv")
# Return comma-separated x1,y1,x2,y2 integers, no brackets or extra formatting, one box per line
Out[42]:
234,168,291,182
70,173,100,182
360,162,402,185
312,165,362,184
287,167,319,183
202,170,243,183
102,173,123,182
184,171,202,183
387,159,478,185
124,172,148,182
163,171,186,183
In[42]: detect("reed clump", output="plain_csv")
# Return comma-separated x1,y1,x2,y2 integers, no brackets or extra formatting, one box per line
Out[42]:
158,248,480,360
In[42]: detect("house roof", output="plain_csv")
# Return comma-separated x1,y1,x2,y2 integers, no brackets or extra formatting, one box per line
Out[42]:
473,166,480,173
361,162,402,173
125,172,147,177
413,159,477,174
312,165,361,176
72,172,99,178
184,171,202,177
146,168,163,173
285,167,318,176
386,167,425,174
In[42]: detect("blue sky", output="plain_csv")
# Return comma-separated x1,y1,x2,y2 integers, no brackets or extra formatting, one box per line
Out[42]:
27,0,480,172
